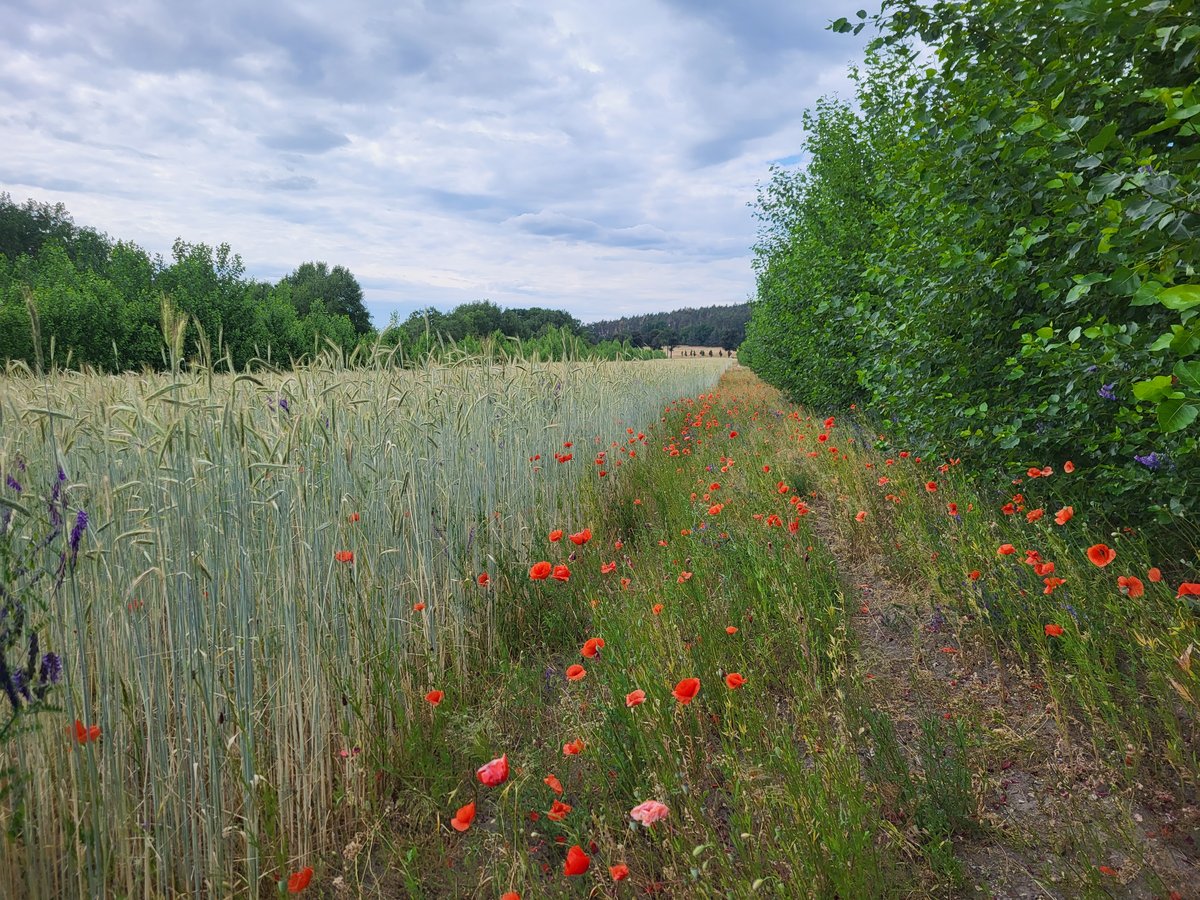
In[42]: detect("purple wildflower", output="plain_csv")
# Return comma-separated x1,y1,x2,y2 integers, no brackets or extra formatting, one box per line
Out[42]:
1134,452,1163,471
69,509,88,554
1098,383,1117,401
38,652,62,685
4,474,21,493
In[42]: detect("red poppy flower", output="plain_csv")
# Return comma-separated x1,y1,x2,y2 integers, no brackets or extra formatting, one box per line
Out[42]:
1178,583,1200,598
551,564,570,582
477,754,509,787
581,637,605,658
334,551,354,564
348,512,360,523
925,481,938,493
726,626,738,634
677,571,693,583
563,738,584,756
544,773,563,794
1044,624,1064,637
998,544,1016,556
1054,506,1074,525
529,561,552,580
1032,562,1055,576
569,529,592,545
1117,576,1144,598
626,689,646,707
477,573,490,586
1043,577,1066,595
968,570,981,580
547,799,573,821
855,511,867,522
708,504,723,515
610,863,630,881
425,689,444,706
70,719,102,744
673,677,700,705
549,529,563,542
501,893,520,900
287,866,314,893
600,561,617,574
652,603,663,615
451,800,476,832
412,602,426,611
725,673,746,689
564,845,590,876
1063,460,1075,473
1026,508,1045,523
1087,544,1116,567
566,664,586,682
947,503,958,516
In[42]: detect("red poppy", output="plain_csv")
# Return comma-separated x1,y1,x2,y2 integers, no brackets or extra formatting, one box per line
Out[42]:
544,773,563,794
547,799,573,821
610,863,630,881
551,564,570,582
1042,577,1066,595
726,626,738,634
348,512,360,523
566,664,587,682
425,689,444,706
529,561,552,580
334,551,354,564
1178,583,1200,598
1064,460,1075,473
708,504,723,515
600,561,617,574
1054,506,1074,525
725,673,746,689
1148,567,1163,582
1087,544,1116,567
563,738,584,756
998,544,1016,556
70,719,102,744
968,570,981,580
413,602,426,611
1117,576,1144,598
477,754,509,787
626,689,646,707
1044,624,1064,637
548,529,563,542
569,529,592,545
564,845,590,876
1026,508,1045,523
855,511,867,522
451,800,476,832
947,503,958,516
477,573,490,586
287,866,314,893
501,893,520,900
1032,561,1055,576
581,637,605,658
925,481,938,492
652,603,664,615
677,571,693,583
673,677,701,705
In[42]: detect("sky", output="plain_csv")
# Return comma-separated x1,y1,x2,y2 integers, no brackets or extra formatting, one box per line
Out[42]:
0,0,869,327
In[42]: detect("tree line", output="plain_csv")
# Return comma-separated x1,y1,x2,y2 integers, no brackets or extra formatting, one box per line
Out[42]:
585,303,749,350
741,0,1199,525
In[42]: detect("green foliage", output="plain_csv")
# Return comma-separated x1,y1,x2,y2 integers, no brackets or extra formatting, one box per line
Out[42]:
586,302,750,350
743,0,1200,524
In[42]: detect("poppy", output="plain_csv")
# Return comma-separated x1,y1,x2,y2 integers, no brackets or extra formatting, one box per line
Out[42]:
547,799,572,821
1054,506,1074,525
566,664,587,682
1178,583,1200,598
1032,562,1055,576
529,561,552,580
451,801,476,832
413,602,426,611
1117,576,1144,598
673,677,701,705
855,511,867,522
549,529,563,542
581,637,605,658
726,626,738,634
563,738,584,756
947,503,958,516
1026,508,1045,523
925,481,938,493
477,573,490,586
652,603,664,615
1044,624,1064,637
610,864,630,881
70,719,102,744
1064,460,1075,473
551,564,570,582
626,689,646,707
1042,577,1066,595
477,754,510,787
998,544,1016,556
1087,544,1116,567
629,799,670,826
729,431,738,438
564,845,590,876
544,773,563,794
348,512,360,523
725,673,746,689
968,570,981,580
708,504,723,515
569,529,592,545
620,577,631,589
501,893,520,900
425,690,444,706
601,561,617,574
287,866,314,893
1148,567,1163,582
763,465,771,473
677,571,693,583
334,551,354,564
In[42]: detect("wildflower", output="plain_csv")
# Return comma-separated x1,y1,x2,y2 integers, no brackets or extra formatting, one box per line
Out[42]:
855,511,867,522
1043,577,1066,595
998,544,1016,556
925,481,938,493
725,673,746,689
547,799,572,821
1033,562,1055,576
673,677,700,705
1026,508,1044,523
566,665,586,682
425,690,444,705
544,774,563,794
564,845,590,876
501,893,520,900
626,689,646,707
70,719,102,744
1044,624,1064,637
477,754,509,787
947,503,958,516
708,504,723,515
1087,544,1116,567
630,800,670,826
968,570,981,580
652,603,664,615
1147,567,1162,583
568,529,592,545
39,653,62,686
451,801,476,832
549,529,563,542
600,561,617,574
1098,383,1117,400
529,561,552,580
1064,460,1075,473
287,866,313,893
413,602,426,611
563,738,584,756
1117,576,1144,598
1178,583,1200,598
477,573,490,586
610,864,630,881
1134,452,1163,471
551,564,570,582
1054,507,1074,525
334,550,354,564
726,626,738,634
348,512,360,523
581,637,605,658
677,571,693,583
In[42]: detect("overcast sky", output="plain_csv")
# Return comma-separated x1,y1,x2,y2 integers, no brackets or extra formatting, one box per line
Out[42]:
0,0,868,326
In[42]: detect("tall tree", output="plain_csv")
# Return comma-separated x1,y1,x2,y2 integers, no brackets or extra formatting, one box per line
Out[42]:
281,262,371,335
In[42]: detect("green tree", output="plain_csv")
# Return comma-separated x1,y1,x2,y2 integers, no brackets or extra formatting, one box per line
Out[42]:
281,262,372,335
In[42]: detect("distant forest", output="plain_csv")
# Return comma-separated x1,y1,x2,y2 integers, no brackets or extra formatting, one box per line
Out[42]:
585,303,750,350
0,195,661,371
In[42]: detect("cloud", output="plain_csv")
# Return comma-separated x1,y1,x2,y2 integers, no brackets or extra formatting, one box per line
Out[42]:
0,0,871,325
